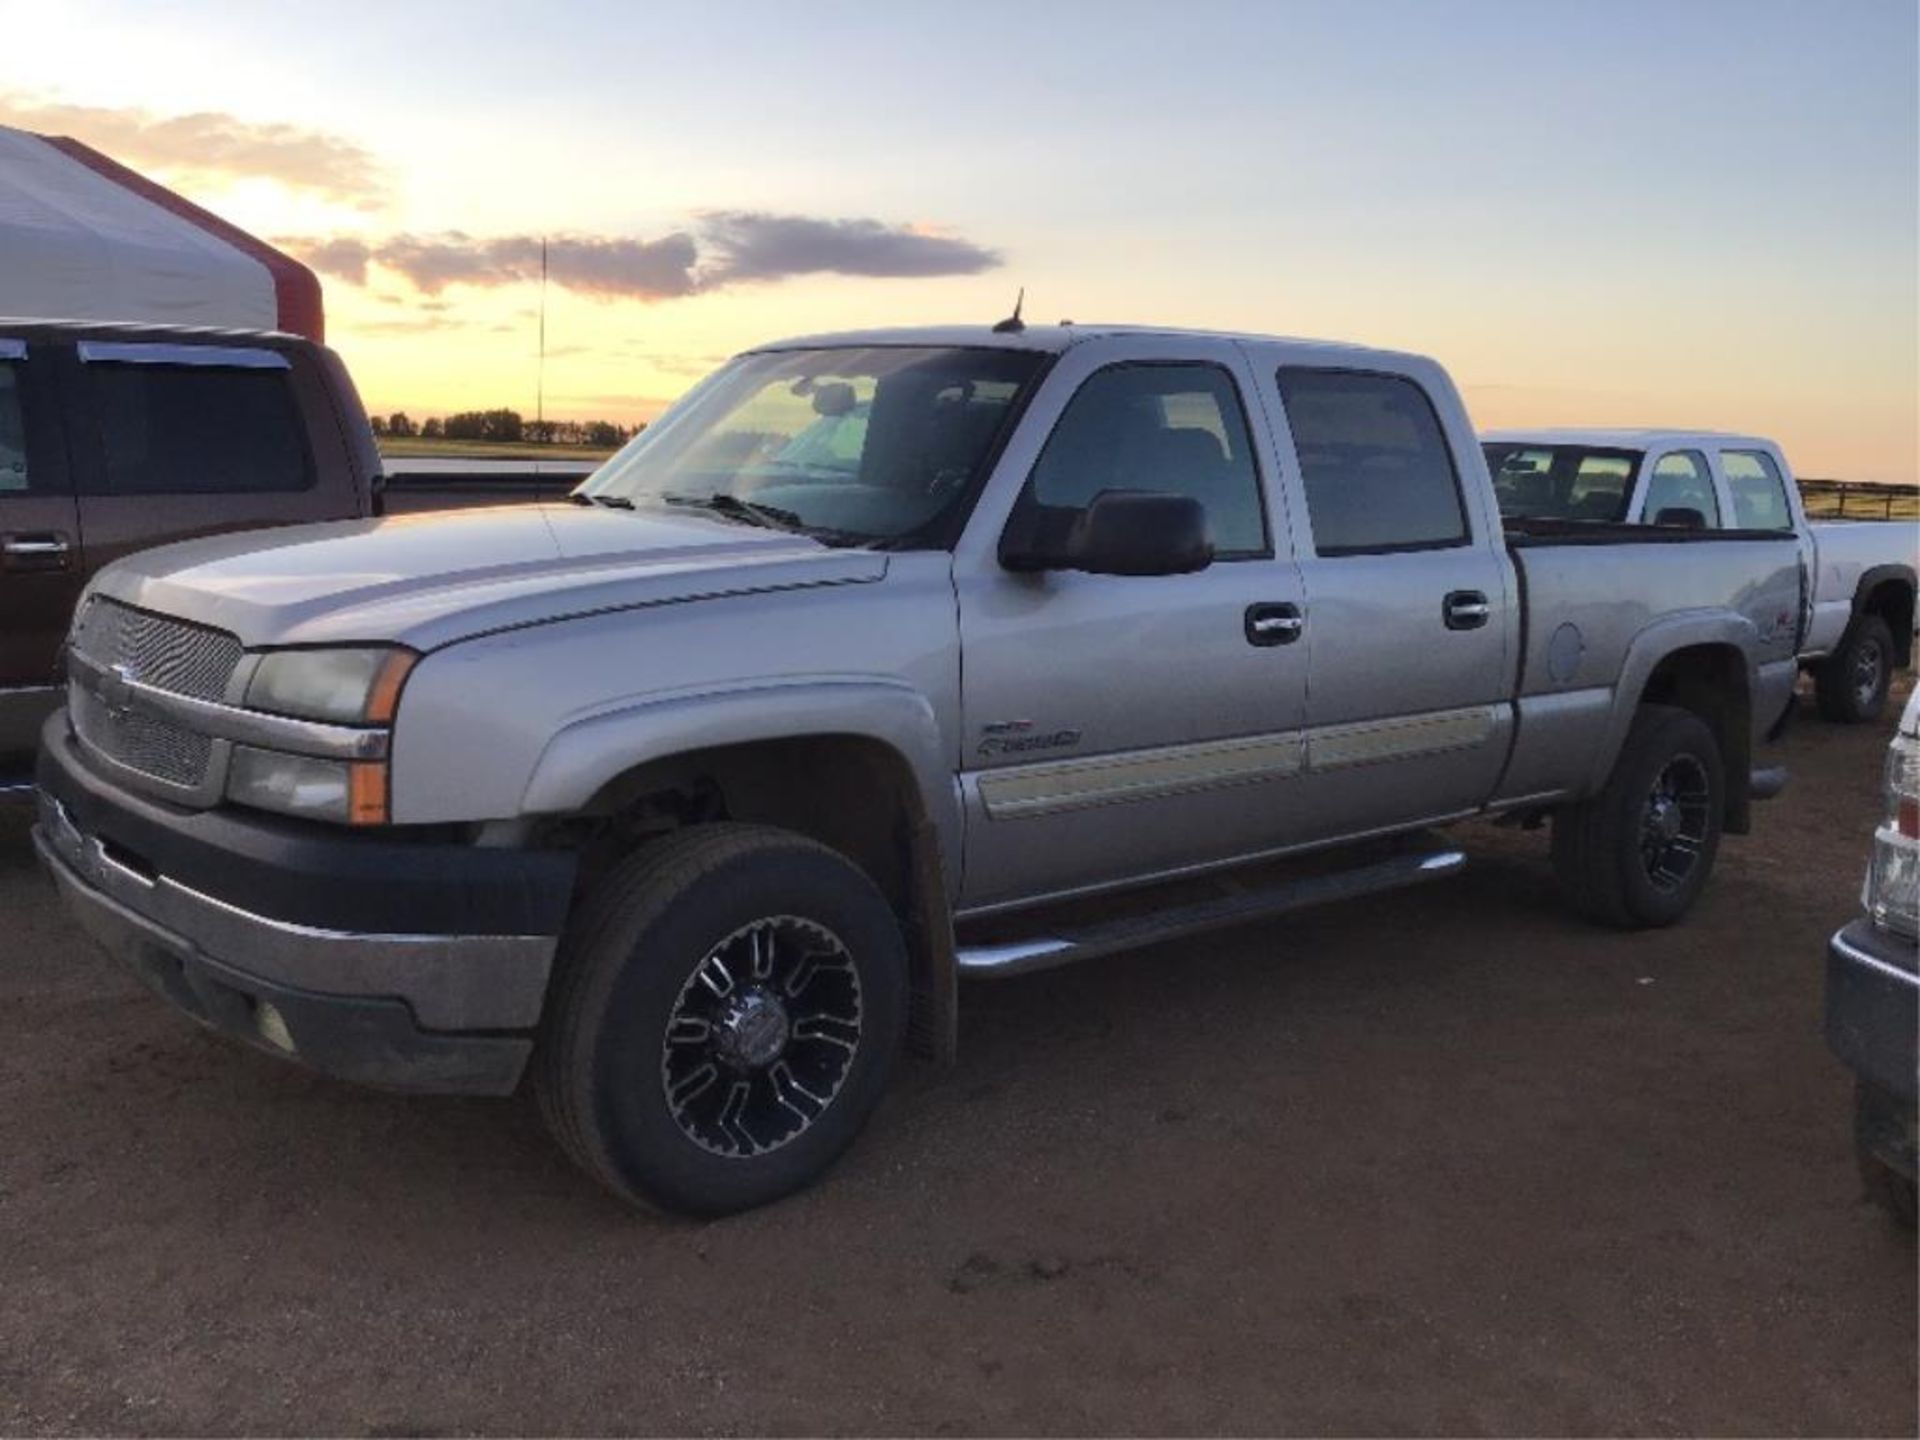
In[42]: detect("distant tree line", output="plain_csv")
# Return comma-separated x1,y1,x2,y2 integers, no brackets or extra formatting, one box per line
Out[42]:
371,410,639,448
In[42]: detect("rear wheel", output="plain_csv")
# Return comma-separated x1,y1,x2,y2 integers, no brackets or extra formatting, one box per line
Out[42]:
536,824,908,1217
1815,614,1894,724
1552,704,1724,928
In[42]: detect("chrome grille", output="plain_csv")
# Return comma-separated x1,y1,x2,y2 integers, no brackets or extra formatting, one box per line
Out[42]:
70,599,241,701
68,598,243,790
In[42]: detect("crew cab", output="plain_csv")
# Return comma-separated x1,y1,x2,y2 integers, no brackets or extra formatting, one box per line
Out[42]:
0,320,381,784
1482,429,1916,723
36,325,1802,1215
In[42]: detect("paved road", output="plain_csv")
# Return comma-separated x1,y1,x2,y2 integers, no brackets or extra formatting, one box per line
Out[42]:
2,686,1914,1436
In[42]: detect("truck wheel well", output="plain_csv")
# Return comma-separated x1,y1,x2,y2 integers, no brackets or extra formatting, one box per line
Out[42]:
566,736,956,1061
1861,579,1914,668
1638,644,1752,834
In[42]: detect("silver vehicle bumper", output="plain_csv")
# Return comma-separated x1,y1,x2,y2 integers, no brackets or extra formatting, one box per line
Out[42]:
34,792,557,1095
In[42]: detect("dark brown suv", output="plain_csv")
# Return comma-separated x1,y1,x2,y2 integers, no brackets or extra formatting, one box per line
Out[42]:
0,320,379,782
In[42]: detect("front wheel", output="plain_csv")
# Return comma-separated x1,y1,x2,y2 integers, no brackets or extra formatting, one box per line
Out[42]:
1814,614,1895,724
1551,704,1725,928
535,824,908,1217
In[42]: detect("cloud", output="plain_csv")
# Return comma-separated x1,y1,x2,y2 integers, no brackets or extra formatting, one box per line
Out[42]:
699,212,1002,282
278,213,1001,301
283,235,372,285
0,92,388,207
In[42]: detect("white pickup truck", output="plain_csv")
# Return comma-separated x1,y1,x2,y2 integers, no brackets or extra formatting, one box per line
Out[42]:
1482,430,1915,722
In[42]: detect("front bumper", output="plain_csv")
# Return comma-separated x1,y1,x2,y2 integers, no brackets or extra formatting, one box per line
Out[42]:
34,715,577,1095
1826,918,1918,1181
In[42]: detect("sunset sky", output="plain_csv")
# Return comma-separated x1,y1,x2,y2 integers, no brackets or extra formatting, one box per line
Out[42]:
2,0,1915,481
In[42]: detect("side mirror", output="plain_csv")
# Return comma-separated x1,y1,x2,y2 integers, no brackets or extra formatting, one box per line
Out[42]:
1002,490,1214,577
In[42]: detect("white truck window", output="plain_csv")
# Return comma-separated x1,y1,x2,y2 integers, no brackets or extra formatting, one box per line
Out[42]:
1722,449,1796,531
1028,363,1268,556
1279,369,1467,554
1485,444,1637,522
1642,451,1720,527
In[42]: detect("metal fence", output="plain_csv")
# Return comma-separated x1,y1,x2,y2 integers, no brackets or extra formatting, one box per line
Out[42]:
1797,479,1919,522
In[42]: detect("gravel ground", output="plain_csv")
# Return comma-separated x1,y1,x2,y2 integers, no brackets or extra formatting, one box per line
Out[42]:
1,684,1914,1437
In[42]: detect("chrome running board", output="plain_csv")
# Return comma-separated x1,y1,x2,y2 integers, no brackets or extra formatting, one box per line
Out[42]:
955,845,1466,979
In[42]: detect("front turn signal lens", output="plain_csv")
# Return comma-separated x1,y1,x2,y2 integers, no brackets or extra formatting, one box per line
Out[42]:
348,761,390,826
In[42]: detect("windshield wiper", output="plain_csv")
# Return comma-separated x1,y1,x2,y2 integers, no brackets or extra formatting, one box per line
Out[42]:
570,491,634,509
659,492,807,532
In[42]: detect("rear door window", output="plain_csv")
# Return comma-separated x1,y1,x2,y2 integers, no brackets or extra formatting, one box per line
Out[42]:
84,355,311,496
1641,450,1720,527
1278,369,1468,554
1721,449,1796,531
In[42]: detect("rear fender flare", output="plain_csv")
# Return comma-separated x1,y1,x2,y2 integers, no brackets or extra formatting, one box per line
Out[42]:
1587,614,1759,794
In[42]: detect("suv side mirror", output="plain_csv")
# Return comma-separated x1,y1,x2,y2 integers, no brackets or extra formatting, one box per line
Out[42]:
1002,490,1214,577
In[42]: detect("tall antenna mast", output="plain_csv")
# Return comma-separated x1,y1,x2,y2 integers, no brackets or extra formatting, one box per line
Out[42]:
536,236,548,432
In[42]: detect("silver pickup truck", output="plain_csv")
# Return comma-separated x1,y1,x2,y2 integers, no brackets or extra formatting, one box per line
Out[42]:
34,324,1803,1215
1482,428,1916,722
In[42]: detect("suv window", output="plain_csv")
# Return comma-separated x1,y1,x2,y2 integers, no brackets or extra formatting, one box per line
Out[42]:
1026,363,1267,556
1642,450,1719,527
0,361,27,494
1278,369,1468,555
88,363,310,495
1721,449,1795,531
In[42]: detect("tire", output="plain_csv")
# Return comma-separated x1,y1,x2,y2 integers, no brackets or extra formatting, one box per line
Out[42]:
1855,1082,1918,1229
1551,704,1724,929
1815,614,1895,724
535,824,908,1217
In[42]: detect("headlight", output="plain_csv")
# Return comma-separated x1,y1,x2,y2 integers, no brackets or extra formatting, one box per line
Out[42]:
228,646,415,825
1864,729,1920,940
246,647,415,724
227,746,389,825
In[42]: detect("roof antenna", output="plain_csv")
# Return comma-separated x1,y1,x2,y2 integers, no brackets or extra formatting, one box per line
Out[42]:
991,287,1026,334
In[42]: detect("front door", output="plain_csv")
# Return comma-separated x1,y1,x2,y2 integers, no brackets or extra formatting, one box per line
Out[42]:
955,340,1310,914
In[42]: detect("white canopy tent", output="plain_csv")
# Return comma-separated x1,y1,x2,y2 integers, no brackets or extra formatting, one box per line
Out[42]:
0,124,323,339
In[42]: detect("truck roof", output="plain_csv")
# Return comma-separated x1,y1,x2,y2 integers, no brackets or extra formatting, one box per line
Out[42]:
1481,427,1776,451
749,322,1430,369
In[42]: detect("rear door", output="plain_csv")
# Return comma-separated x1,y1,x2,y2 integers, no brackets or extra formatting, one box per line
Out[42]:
0,333,83,756
1250,356,1516,836
62,340,359,577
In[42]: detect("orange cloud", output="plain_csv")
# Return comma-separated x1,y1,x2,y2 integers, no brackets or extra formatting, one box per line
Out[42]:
0,92,388,208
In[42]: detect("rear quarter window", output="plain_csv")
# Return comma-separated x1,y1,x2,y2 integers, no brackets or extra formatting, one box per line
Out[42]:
87,362,312,496
1721,449,1796,531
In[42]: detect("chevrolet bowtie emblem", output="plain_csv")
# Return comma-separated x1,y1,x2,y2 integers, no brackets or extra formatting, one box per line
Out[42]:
98,661,137,716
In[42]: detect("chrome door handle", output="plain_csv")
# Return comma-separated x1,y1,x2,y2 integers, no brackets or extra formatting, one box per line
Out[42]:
1443,590,1491,631
1246,602,1304,647
1,533,72,571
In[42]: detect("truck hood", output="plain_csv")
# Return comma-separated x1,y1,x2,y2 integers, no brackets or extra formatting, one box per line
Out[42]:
88,504,888,650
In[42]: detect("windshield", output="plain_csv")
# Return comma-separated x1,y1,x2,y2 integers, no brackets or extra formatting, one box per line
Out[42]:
1483,442,1644,523
579,346,1047,546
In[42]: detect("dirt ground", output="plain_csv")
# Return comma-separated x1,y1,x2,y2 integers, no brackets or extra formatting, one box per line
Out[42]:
2,684,1914,1437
